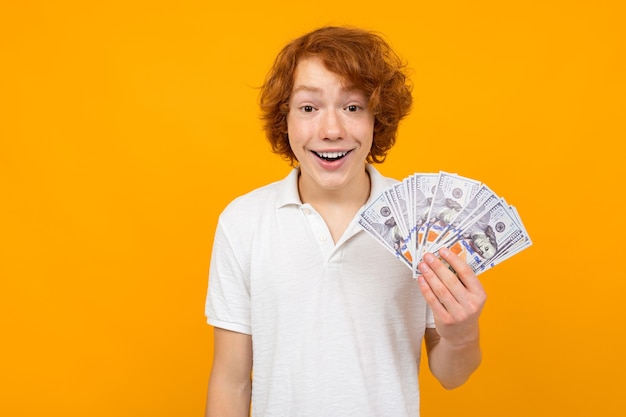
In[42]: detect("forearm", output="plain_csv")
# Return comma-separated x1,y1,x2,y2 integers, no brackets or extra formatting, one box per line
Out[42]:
417,247,487,389
205,375,251,417
427,333,482,390
205,327,253,417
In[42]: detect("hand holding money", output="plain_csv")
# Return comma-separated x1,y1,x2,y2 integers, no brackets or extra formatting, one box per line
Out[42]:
417,246,485,343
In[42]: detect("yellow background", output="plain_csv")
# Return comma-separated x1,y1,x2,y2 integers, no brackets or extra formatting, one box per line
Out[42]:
1,0,624,416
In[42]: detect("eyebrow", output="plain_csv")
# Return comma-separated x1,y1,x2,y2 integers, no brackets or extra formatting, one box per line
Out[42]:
291,84,363,95
291,85,322,94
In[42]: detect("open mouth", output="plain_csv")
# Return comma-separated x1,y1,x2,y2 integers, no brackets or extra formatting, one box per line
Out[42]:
313,150,350,162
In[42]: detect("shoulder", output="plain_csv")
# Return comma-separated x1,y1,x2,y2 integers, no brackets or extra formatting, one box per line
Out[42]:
366,164,400,195
220,183,278,222
218,169,298,225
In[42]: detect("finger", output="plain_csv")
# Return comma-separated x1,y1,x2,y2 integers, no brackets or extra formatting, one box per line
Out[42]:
417,260,458,314
416,272,450,317
422,251,465,295
438,247,483,293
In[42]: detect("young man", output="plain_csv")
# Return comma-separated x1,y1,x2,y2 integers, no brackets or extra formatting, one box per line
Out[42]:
205,26,486,417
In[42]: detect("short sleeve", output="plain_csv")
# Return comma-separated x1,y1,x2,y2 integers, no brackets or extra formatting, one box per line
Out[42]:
425,303,435,328
204,218,252,335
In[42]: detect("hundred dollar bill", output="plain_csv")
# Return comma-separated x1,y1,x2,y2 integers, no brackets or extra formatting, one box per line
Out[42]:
428,185,500,254
474,205,533,272
358,171,532,277
437,200,528,275
410,173,439,270
418,172,481,261
384,183,410,241
402,176,414,246
471,225,532,274
359,192,412,268
358,218,412,269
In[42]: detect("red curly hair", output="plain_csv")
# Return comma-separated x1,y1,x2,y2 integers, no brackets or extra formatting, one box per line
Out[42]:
259,26,413,165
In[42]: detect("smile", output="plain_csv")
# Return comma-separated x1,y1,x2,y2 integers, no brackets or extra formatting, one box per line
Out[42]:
314,150,350,161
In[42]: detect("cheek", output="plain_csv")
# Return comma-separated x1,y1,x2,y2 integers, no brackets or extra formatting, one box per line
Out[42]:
359,118,375,142
286,119,309,156
286,116,308,139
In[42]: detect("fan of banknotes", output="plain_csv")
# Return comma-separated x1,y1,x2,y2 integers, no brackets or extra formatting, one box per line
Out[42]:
358,171,532,277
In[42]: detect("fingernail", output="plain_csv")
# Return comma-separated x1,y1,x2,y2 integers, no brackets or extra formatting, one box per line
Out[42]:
439,247,450,256
424,253,435,263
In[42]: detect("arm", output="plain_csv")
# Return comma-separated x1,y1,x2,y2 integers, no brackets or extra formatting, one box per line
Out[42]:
417,247,486,389
205,327,253,417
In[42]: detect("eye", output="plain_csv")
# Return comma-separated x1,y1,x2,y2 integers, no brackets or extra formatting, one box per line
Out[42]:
346,104,360,112
302,105,314,113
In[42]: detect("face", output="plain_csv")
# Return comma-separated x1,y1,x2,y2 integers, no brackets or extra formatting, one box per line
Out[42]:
472,233,497,259
287,56,374,197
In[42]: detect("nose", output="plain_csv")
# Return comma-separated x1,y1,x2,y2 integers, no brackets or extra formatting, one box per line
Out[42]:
319,109,345,140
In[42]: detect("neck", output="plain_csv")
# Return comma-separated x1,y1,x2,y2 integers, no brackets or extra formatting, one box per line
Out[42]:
298,168,371,208
297,167,372,244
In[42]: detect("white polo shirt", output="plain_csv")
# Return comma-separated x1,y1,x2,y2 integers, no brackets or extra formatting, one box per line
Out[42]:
206,164,434,417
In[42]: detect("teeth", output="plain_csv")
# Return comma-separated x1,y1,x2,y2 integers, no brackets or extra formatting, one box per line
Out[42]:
316,151,348,159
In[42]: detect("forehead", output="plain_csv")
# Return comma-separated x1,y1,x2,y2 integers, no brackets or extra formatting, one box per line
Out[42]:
292,56,358,92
